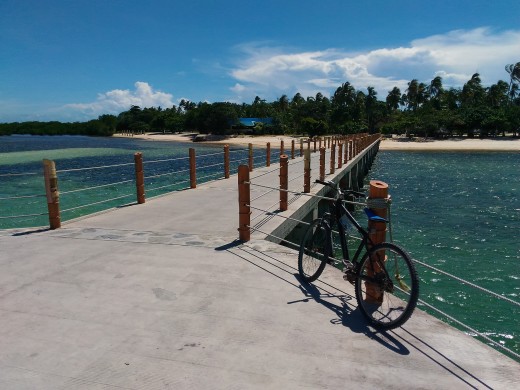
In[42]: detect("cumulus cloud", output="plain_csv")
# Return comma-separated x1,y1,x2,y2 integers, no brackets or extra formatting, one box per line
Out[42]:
229,27,520,101
65,82,174,118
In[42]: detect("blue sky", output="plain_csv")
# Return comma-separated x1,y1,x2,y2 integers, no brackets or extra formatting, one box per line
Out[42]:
1,0,519,122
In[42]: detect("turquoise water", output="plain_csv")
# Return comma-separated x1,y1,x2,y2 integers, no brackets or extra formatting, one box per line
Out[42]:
1,135,518,358
0,135,276,229
367,151,519,358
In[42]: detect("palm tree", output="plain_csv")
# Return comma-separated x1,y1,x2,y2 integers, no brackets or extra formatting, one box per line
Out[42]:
505,62,520,103
386,87,401,111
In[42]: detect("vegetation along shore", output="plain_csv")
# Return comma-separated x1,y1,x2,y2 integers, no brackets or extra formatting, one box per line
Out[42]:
1,63,519,141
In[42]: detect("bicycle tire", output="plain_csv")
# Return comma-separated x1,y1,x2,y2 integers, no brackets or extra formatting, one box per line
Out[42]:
355,242,419,330
298,218,330,283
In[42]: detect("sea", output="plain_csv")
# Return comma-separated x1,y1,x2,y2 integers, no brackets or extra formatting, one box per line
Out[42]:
0,135,518,358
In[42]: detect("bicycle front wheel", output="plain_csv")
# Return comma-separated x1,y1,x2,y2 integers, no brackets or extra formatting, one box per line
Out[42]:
355,243,419,330
298,218,330,283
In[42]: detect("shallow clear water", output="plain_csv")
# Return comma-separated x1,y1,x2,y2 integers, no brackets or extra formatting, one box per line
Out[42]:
0,135,276,229
368,151,519,357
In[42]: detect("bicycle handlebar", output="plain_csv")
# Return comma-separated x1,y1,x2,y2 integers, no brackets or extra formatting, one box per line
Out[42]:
314,179,365,198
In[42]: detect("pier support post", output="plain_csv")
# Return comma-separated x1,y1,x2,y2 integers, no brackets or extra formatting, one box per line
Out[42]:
280,140,285,156
266,142,271,167
134,152,145,204
313,138,317,152
43,159,61,229
366,180,389,304
238,165,251,242
304,148,311,193
319,147,325,181
224,145,230,179
189,148,196,189
330,144,336,174
338,142,343,168
291,140,295,159
300,139,303,157
248,143,253,172
279,154,288,211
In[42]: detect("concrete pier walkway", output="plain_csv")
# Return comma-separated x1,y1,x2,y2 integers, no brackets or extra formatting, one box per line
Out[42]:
1,145,518,389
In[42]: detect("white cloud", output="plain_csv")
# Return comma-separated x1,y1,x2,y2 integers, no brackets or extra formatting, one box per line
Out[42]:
229,27,520,101
65,82,174,118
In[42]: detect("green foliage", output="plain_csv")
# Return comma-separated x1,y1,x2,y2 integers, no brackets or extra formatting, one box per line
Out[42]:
2,63,520,139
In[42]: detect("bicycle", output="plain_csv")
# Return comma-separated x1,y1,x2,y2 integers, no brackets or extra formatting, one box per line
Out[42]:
298,179,419,330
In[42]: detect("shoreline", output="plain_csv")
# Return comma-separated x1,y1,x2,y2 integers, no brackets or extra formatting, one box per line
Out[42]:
113,133,520,152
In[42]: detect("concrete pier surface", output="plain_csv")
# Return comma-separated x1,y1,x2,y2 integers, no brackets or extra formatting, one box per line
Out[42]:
1,145,518,389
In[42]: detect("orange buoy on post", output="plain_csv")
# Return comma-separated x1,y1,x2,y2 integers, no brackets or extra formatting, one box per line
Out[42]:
366,180,389,303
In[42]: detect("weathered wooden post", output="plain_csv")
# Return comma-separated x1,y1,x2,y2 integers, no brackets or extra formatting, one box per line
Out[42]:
313,138,317,152
266,142,271,167
189,148,196,188
224,145,230,179
279,154,288,211
330,144,336,174
134,152,145,204
300,138,304,157
248,143,253,172
280,140,285,156
43,159,61,229
304,148,311,193
238,165,251,242
338,142,343,168
319,147,325,181
366,180,389,303
291,140,295,159
344,139,348,163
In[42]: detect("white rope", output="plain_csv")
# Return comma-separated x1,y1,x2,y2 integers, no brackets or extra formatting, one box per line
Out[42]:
0,212,47,219
60,179,134,194
57,162,134,173
61,193,135,212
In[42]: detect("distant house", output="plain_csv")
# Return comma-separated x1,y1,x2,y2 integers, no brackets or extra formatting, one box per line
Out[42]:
235,118,274,128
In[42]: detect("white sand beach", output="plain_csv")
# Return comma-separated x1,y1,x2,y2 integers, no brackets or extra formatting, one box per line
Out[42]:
114,132,520,152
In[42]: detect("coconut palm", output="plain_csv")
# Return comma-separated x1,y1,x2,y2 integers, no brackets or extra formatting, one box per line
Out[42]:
505,62,520,103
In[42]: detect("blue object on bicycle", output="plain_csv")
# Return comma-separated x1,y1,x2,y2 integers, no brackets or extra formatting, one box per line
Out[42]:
364,208,388,223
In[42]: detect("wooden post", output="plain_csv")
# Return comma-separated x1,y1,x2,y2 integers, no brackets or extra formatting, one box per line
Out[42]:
338,142,343,168
134,152,145,204
313,138,317,152
291,140,295,159
303,148,311,193
238,165,251,242
279,154,288,211
307,139,311,154
266,142,271,167
189,148,196,188
43,159,61,229
300,139,304,157
248,143,253,172
343,140,348,163
366,180,389,304
319,147,325,181
330,144,336,174
318,137,322,150
224,145,230,179
280,140,285,156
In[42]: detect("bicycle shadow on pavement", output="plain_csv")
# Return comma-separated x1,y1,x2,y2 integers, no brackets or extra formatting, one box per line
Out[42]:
290,273,410,356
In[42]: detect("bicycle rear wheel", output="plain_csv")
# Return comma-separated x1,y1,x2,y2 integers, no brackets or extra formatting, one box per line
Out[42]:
298,218,330,283
355,242,419,330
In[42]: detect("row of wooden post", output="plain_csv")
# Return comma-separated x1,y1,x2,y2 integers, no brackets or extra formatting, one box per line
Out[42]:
238,133,381,241
41,134,379,231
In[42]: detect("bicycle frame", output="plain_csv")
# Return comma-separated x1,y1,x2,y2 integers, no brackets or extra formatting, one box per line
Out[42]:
325,197,374,265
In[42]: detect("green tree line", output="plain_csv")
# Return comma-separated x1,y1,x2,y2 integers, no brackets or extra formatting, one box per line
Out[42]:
1,62,519,138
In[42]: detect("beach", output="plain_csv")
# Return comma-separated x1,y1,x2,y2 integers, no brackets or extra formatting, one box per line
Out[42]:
115,132,520,152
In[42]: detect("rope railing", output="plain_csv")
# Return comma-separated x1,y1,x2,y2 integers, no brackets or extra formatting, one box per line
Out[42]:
0,193,46,200
60,179,135,195
57,161,134,173
0,172,39,177
146,179,191,193
143,155,190,164
61,193,135,213
0,212,48,220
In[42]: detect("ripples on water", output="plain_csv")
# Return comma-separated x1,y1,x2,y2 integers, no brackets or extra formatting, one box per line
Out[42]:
368,151,519,357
